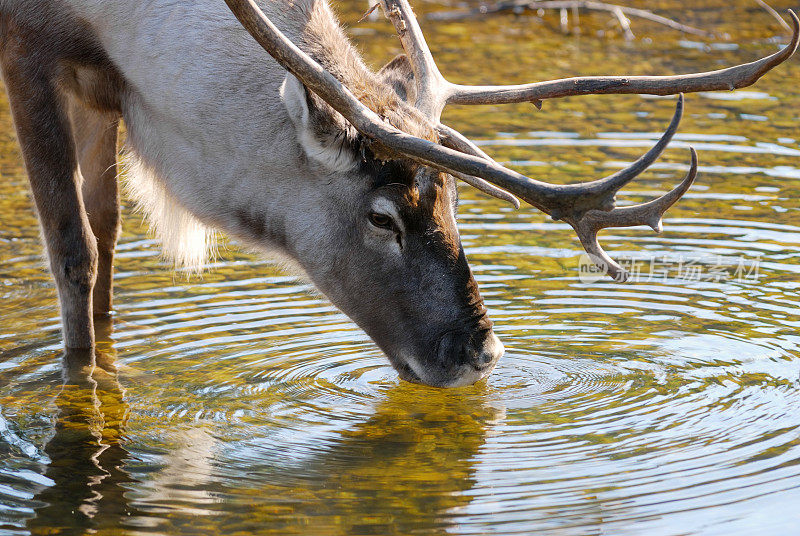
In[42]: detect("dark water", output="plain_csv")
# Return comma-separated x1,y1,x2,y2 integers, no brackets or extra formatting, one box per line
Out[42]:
1,1,800,534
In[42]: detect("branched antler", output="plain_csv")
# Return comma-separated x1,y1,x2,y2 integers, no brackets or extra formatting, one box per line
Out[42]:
382,0,799,107
575,148,698,281
224,0,797,281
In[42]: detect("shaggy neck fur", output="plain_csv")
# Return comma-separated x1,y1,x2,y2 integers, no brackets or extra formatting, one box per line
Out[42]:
299,0,436,146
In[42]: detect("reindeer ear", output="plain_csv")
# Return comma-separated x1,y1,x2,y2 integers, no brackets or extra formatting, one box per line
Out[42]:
280,73,359,172
378,54,417,103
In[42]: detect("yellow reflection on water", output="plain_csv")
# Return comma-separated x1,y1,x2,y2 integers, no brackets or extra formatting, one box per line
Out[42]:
1,1,800,534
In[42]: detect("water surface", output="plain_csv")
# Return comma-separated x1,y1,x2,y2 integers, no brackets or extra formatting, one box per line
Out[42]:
1,1,799,534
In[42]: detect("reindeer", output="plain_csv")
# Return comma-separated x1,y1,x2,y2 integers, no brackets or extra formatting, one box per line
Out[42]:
0,0,796,386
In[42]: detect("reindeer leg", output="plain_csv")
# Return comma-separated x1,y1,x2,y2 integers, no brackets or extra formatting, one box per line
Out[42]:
1,58,98,349
69,100,120,316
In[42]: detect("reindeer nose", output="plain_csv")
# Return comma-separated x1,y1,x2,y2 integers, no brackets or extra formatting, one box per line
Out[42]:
468,329,504,370
438,327,503,371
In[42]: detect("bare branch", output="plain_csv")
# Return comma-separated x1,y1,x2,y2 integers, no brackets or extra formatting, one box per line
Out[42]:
429,0,715,38
359,2,380,23
611,6,634,41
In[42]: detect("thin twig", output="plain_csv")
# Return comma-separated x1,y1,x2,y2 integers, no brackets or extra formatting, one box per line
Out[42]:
612,6,634,40
571,4,580,33
358,2,380,23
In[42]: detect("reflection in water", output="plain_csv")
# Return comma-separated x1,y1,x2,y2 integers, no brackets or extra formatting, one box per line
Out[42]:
22,328,503,535
235,386,503,535
27,322,135,535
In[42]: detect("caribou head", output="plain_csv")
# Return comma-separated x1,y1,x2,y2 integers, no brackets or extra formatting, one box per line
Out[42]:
223,0,797,387
278,57,502,387
296,153,503,387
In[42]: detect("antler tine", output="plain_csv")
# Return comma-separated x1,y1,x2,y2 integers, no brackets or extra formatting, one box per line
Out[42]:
435,124,521,208
446,10,799,106
379,0,449,118
507,95,684,222
379,1,797,110
380,0,523,207
579,94,683,213
575,148,698,282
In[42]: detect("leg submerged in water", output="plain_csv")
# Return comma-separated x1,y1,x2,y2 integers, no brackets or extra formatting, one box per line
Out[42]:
69,99,121,317
1,54,98,348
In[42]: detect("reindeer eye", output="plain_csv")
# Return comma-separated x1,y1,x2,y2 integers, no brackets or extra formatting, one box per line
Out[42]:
368,212,393,229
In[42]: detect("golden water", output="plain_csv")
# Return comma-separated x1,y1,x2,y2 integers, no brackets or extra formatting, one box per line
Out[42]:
1,1,799,534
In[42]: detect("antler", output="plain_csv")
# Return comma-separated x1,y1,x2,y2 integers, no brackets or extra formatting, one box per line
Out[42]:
382,0,799,108
224,0,795,281
576,148,698,281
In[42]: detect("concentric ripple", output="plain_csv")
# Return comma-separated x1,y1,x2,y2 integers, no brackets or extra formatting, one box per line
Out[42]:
3,1,800,534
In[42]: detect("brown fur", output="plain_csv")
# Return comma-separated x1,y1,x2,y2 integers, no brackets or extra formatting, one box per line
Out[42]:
68,98,121,315
0,4,124,348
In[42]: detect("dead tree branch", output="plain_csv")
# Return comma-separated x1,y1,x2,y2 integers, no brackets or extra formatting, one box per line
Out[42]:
428,1,715,39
